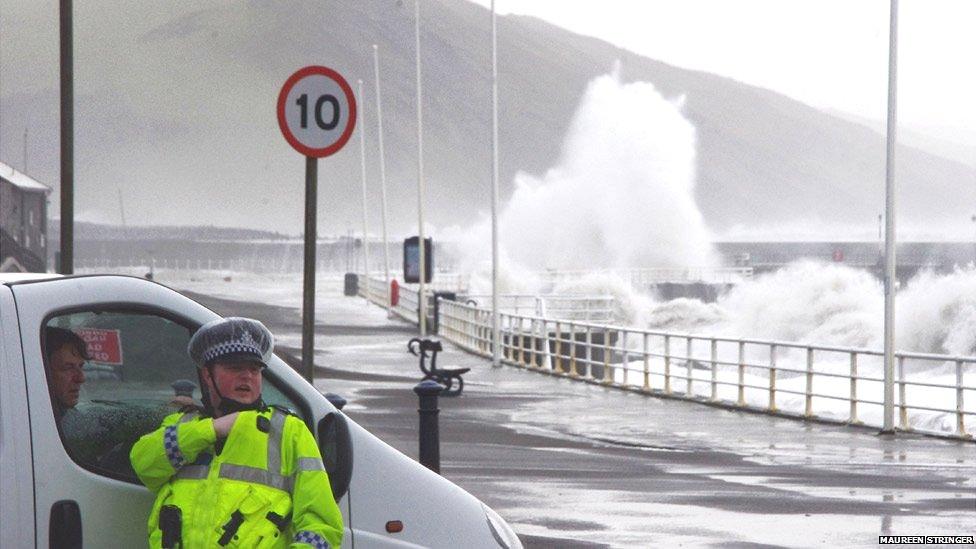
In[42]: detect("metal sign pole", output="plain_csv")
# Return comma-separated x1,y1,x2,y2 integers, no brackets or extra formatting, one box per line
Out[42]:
882,0,899,433
277,65,356,387
303,156,318,384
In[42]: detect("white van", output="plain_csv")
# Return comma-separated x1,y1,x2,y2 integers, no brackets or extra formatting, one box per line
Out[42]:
0,273,521,548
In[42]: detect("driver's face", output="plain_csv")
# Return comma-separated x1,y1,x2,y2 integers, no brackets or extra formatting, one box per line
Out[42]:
50,344,86,408
210,361,263,405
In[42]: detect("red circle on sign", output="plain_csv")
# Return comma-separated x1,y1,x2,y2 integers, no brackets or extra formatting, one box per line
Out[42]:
277,65,357,158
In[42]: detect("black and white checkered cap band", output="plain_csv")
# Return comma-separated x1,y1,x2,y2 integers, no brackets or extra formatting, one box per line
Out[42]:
202,341,263,364
294,531,329,549
163,425,185,469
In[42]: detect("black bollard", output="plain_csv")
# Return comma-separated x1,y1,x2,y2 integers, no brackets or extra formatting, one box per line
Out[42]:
413,380,444,473
324,393,347,411
171,379,196,398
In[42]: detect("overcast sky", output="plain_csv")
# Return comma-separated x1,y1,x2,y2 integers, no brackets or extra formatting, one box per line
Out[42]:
473,0,976,147
0,0,972,237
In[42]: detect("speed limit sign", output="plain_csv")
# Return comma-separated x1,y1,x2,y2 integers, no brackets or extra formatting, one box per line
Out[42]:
277,65,358,384
277,66,357,158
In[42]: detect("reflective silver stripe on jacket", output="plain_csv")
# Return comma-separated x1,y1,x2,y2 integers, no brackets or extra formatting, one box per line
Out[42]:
219,463,293,493
296,457,325,473
170,409,324,492
174,464,209,480
266,408,286,473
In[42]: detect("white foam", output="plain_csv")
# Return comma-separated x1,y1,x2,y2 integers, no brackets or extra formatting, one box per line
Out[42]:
454,66,714,280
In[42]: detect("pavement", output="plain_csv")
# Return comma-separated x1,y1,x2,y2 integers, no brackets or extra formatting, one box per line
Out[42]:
183,290,976,549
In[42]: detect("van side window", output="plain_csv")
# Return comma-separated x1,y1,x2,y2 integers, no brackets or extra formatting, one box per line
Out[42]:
43,311,302,483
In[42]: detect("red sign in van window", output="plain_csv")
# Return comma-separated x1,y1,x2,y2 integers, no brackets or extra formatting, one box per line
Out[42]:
75,328,124,365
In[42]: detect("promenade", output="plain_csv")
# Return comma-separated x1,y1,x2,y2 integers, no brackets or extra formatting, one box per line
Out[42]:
186,290,975,548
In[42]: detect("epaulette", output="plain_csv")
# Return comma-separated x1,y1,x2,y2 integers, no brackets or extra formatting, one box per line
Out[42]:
269,403,300,417
179,404,205,415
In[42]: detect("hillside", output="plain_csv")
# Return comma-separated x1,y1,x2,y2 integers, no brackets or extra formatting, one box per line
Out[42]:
0,0,972,235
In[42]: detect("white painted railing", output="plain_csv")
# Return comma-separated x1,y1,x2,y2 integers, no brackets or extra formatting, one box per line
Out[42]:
463,294,614,322
358,274,419,323
435,299,975,440
537,267,753,286
359,274,613,324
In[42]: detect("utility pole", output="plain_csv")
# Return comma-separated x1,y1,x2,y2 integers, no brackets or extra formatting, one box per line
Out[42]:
59,0,75,274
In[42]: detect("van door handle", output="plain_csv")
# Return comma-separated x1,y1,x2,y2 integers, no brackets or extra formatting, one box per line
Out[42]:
50,500,82,549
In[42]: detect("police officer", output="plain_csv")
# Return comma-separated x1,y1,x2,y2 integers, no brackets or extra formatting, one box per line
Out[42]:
130,317,343,548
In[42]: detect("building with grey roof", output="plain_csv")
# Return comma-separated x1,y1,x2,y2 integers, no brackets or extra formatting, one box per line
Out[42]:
0,161,50,272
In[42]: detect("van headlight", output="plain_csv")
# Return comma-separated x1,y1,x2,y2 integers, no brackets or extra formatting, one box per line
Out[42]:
483,504,522,549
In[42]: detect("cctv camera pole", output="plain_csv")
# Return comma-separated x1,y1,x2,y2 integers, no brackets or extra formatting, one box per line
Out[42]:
372,45,392,315
415,0,427,336
59,0,74,274
881,0,899,433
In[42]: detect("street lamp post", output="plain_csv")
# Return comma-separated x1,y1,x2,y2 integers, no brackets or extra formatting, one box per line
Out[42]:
373,44,392,315
881,0,899,434
491,0,500,366
970,214,976,265
415,0,427,336
357,79,370,287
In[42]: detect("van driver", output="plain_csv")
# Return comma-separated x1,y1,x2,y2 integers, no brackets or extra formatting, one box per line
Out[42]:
45,327,89,418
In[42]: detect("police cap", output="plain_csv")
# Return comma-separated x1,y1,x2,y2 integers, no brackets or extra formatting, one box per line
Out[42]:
188,317,274,369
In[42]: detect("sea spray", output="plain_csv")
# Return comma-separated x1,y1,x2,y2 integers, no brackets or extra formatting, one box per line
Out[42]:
645,298,726,332
550,272,655,326
717,261,883,348
898,266,976,356
451,66,714,277
500,67,713,270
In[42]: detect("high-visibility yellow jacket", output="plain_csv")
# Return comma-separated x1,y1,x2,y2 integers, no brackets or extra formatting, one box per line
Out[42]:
130,407,343,548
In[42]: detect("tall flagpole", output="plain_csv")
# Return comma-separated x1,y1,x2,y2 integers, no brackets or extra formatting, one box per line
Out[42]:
882,0,899,433
357,79,370,286
373,44,392,315
491,0,501,366
415,0,427,336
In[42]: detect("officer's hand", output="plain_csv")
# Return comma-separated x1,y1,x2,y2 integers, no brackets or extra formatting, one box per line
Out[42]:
213,412,239,438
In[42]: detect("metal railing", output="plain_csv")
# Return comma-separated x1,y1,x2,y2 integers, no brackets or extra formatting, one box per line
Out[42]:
537,267,753,286
435,299,974,440
358,274,419,323
463,294,614,322
359,274,615,325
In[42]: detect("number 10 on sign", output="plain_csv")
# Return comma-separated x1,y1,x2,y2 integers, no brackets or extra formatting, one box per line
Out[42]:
277,65,357,158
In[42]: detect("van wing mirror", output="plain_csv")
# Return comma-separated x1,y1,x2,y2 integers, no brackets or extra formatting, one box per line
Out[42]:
317,412,353,501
